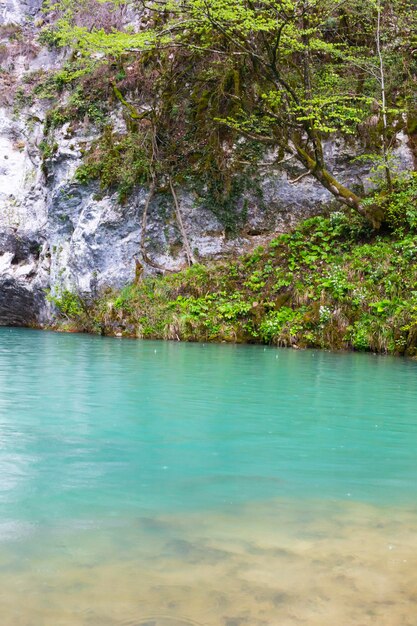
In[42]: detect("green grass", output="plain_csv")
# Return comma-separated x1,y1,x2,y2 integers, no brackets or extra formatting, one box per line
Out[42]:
50,188,417,356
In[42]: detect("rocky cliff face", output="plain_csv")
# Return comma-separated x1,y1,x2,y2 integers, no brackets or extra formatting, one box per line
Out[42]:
0,0,415,327
1,0,42,24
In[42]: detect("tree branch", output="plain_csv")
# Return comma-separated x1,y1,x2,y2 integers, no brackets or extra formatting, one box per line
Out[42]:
289,169,312,183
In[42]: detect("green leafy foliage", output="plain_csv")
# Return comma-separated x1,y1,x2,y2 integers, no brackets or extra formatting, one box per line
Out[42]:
384,173,417,233
47,289,84,318
75,126,151,202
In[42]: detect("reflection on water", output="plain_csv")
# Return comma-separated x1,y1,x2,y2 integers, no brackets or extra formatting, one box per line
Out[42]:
1,499,417,626
1,328,417,625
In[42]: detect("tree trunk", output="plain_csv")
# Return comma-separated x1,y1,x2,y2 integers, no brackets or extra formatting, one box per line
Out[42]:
169,177,195,266
376,0,393,191
293,143,384,228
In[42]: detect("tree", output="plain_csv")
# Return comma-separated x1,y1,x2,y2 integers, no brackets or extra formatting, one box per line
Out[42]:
51,0,416,227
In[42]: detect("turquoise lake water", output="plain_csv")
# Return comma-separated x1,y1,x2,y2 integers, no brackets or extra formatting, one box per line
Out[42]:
1,328,417,625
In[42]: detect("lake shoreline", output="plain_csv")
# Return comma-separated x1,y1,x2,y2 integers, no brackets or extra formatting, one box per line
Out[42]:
22,321,414,360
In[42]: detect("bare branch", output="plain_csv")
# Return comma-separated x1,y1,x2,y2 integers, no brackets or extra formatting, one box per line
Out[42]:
289,169,312,184
169,177,195,266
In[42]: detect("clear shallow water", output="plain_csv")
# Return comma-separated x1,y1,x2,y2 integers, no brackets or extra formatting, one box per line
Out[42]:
1,328,417,625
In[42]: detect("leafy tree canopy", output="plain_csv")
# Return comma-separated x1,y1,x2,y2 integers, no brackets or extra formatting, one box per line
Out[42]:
44,0,417,226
